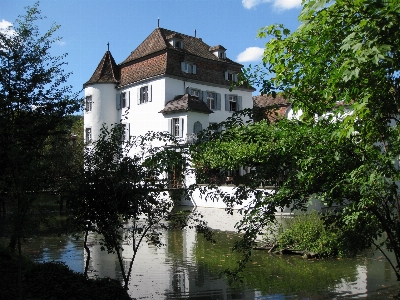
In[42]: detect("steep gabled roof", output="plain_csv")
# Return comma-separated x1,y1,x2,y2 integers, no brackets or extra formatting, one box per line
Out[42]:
84,51,119,87
121,28,242,66
159,94,213,115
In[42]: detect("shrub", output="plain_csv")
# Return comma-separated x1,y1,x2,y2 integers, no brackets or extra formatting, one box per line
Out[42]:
275,211,342,257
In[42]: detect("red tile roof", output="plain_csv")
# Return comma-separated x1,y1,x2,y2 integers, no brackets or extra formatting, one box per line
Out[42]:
118,28,245,88
253,94,291,122
159,94,213,115
122,28,240,65
84,51,119,87
253,94,290,107
85,28,253,90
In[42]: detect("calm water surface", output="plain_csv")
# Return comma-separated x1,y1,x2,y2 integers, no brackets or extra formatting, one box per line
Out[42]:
22,207,400,299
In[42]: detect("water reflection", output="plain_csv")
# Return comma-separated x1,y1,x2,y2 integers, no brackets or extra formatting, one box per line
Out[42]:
20,207,400,299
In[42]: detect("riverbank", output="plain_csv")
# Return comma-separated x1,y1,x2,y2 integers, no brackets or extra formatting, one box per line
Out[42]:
0,246,131,300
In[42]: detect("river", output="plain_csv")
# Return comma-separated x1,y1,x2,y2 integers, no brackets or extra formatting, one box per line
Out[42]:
21,207,400,299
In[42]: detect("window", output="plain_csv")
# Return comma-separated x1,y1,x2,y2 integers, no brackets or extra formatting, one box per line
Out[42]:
193,121,202,134
229,95,237,111
85,128,92,144
116,91,130,110
181,62,197,74
140,86,148,104
202,91,221,110
138,85,152,104
175,40,183,49
169,118,184,138
172,118,180,137
209,122,222,133
207,92,216,109
225,94,242,112
121,92,127,108
121,123,130,142
85,95,92,112
224,71,238,82
190,88,200,98
218,52,226,59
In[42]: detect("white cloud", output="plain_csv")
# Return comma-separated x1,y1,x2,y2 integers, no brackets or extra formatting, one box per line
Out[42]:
273,0,301,10
242,0,301,10
0,19,15,36
236,47,264,63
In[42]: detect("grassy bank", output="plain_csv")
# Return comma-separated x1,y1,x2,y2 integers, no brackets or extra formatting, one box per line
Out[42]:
0,246,131,300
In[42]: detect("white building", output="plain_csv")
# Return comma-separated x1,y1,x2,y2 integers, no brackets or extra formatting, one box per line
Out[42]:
83,27,255,208
84,27,254,147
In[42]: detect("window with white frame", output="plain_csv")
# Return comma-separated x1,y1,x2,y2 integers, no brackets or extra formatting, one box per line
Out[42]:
181,62,197,74
173,118,180,137
190,88,200,98
116,91,130,110
85,128,92,144
138,85,151,104
169,118,184,138
207,92,216,109
225,94,242,112
85,95,92,112
224,70,238,82
121,92,127,108
169,38,183,49
229,95,237,111
121,123,130,142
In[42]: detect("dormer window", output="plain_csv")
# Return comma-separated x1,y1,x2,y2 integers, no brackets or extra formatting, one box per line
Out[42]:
175,40,183,49
209,45,227,59
167,33,184,49
225,70,238,82
181,62,197,74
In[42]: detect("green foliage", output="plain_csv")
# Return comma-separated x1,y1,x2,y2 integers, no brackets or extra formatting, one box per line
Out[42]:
192,0,400,280
0,3,80,296
69,121,196,288
275,212,356,257
0,246,131,300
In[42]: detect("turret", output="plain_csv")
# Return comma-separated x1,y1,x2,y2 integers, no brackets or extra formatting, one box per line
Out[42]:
83,49,120,144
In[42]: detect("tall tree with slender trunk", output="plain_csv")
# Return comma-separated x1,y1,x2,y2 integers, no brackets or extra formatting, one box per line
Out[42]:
0,3,80,296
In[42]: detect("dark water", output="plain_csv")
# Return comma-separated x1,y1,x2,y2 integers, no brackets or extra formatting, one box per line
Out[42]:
21,207,400,299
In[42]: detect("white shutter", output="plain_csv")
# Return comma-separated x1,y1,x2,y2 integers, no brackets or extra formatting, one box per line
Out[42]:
192,64,197,74
116,94,121,110
233,73,238,82
126,91,130,108
225,94,229,111
180,118,184,138
224,71,229,80
149,85,152,102
181,62,186,72
137,87,140,104
168,118,172,135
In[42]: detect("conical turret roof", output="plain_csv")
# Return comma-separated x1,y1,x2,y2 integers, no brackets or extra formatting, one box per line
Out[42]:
84,51,119,87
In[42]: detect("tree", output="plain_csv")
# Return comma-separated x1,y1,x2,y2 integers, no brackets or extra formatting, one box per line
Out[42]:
192,0,400,280
70,122,209,289
0,2,80,295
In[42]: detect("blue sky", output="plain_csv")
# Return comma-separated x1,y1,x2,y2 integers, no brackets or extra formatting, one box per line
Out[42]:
1,0,302,97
